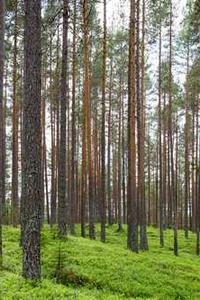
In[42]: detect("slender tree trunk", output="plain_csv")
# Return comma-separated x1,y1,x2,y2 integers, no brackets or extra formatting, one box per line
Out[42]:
12,0,19,227
192,109,195,231
58,0,68,236
184,43,190,239
49,2,56,226
51,25,60,225
169,1,178,256
41,84,49,224
136,0,141,230
127,0,138,252
163,93,167,229
70,0,77,235
117,75,122,231
107,59,113,226
101,0,107,242
122,91,126,224
82,0,93,238
158,0,164,247
93,87,99,223
140,0,148,250
147,126,151,225
155,140,159,226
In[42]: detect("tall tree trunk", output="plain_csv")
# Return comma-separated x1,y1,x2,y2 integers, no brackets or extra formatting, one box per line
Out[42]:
49,1,56,226
117,75,122,231
101,0,107,242
122,88,126,224
140,0,148,250
22,0,42,279
107,59,113,226
12,0,19,226
158,0,164,247
58,0,68,236
169,1,178,256
70,0,77,235
184,43,190,239
192,110,195,231
127,0,138,252
163,93,167,229
86,4,95,240
51,24,60,225
136,0,141,231
81,0,93,238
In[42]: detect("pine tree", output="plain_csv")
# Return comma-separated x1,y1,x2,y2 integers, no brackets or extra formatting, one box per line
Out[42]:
12,0,19,227
22,0,42,279
127,0,138,253
58,0,68,237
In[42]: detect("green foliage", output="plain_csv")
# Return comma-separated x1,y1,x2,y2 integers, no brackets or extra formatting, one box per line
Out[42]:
147,0,171,43
0,226,200,299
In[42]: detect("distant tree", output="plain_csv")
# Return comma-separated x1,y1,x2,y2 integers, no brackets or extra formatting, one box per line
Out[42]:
101,0,107,242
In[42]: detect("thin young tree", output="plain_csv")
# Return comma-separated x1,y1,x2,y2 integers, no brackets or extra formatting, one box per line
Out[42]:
107,59,113,226
158,0,164,247
184,42,190,239
168,0,178,256
101,0,107,242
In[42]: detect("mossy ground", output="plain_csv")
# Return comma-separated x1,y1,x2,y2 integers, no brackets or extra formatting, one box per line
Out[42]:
0,225,200,299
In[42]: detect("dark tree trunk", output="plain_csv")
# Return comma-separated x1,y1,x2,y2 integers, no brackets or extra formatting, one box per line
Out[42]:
12,0,19,227
22,0,42,279
58,0,68,236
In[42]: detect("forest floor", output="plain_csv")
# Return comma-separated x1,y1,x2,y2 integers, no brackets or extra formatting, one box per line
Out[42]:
0,225,200,300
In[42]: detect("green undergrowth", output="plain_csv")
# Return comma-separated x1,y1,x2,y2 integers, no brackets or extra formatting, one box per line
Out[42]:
0,225,200,299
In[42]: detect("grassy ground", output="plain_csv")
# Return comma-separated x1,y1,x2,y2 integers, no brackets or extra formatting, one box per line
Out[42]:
0,225,200,300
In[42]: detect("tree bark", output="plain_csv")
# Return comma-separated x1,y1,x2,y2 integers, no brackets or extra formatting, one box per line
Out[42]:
101,0,107,242
58,0,68,236
12,0,19,227
22,0,42,279
127,0,138,252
